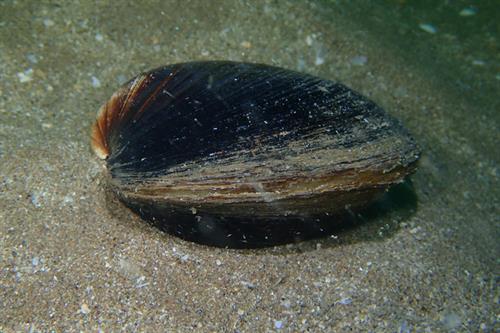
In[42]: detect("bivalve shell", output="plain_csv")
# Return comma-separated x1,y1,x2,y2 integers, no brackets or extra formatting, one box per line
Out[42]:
91,61,420,247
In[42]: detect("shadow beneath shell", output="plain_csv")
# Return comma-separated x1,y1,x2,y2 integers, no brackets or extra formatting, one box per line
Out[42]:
319,178,419,247
104,179,418,250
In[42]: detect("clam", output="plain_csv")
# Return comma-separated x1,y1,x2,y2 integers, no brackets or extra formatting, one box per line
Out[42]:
91,61,419,248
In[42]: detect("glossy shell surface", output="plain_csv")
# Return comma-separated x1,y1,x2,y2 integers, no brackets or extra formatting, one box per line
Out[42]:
91,61,420,247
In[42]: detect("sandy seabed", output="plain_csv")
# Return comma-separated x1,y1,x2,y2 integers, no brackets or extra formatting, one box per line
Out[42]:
1,1,498,332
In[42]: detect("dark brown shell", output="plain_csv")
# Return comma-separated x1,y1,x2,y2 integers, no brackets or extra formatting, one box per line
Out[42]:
91,61,419,247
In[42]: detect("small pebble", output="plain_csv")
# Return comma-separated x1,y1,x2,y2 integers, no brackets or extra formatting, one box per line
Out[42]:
95,33,103,42
459,7,477,16
63,195,74,204
240,281,255,289
17,68,34,83
240,41,252,49
80,303,90,315
338,297,352,305
32,257,40,267
135,276,149,288
30,191,42,207
419,23,437,34
215,259,222,266
91,76,101,88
